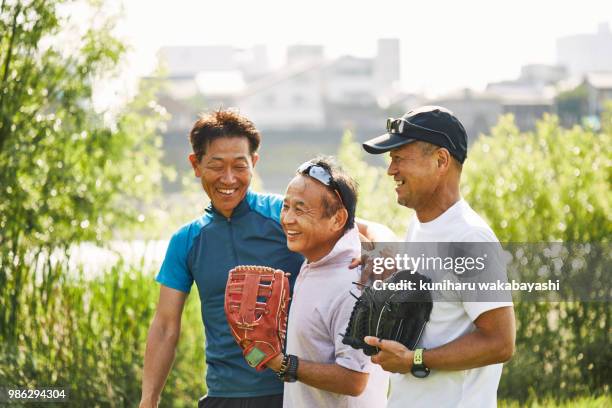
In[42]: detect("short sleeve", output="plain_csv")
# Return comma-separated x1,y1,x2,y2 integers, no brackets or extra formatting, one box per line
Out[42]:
330,292,372,373
246,190,283,223
459,228,513,320
464,302,514,322
155,228,194,293
267,194,283,223
458,226,498,243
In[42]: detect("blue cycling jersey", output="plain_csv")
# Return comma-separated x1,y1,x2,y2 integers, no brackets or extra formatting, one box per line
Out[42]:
156,190,304,397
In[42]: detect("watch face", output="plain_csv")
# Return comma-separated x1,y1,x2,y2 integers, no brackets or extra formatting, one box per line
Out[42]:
411,367,430,378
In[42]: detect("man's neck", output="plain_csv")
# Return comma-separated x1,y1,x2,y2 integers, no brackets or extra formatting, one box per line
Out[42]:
304,234,342,264
415,190,461,223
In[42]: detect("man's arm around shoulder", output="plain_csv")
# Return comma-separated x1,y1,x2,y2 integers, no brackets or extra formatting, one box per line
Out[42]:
140,285,188,408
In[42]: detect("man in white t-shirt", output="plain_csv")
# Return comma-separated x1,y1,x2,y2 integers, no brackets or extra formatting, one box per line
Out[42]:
360,106,516,408
265,157,388,408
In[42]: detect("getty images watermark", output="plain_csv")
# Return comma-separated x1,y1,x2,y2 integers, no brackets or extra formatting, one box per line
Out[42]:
362,242,610,302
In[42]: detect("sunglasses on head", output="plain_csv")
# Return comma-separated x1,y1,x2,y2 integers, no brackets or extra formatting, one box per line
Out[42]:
297,162,345,208
386,117,457,150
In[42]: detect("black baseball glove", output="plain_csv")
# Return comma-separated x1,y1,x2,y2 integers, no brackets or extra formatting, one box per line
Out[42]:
342,269,433,356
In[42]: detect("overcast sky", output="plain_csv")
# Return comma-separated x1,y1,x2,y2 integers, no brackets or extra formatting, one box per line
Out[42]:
112,0,611,97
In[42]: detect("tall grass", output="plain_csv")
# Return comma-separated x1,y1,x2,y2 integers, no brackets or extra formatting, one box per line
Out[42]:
500,395,611,408
0,252,204,407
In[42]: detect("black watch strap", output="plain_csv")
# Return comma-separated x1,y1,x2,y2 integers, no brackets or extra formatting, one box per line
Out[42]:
277,354,299,382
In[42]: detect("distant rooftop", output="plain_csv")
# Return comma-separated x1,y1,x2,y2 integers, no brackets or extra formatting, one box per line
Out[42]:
584,71,612,89
438,86,555,106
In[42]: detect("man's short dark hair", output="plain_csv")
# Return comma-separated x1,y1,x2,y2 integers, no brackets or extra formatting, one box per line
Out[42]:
300,156,358,234
189,109,261,161
417,140,463,172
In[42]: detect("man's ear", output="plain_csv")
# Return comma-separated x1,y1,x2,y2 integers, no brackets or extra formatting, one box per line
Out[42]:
332,208,349,233
188,153,202,177
436,148,451,172
251,152,259,168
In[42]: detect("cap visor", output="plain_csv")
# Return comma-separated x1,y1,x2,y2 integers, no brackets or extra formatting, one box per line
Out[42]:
362,133,416,154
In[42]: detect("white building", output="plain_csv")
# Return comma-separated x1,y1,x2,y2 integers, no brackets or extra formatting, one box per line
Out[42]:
236,40,400,130
157,45,270,99
324,56,377,106
374,38,401,98
156,40,399,131
519,64,568,86
432,83,556,139
557,23,612,77
431,89,502,141
237,62,327,130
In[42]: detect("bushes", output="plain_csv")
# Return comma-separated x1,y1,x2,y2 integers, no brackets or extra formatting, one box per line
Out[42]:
462,113,610,401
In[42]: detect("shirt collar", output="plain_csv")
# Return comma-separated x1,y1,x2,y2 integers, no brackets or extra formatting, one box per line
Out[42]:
416,198,465,231
205,189,253,220
307,227,361,269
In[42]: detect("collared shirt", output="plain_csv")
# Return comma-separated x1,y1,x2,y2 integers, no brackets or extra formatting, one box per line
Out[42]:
283,227,389,408
156,190,304,397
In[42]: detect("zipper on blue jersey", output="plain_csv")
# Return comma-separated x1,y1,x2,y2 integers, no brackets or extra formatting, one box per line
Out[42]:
227,217,240,264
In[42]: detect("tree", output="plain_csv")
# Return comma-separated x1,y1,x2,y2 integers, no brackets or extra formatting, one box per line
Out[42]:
0,0,166,253
0,2,171,403
555,84,589,128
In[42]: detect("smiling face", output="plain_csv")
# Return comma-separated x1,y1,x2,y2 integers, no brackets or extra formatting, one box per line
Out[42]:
387,142,440,210
189,136,258,218
280,175,346,262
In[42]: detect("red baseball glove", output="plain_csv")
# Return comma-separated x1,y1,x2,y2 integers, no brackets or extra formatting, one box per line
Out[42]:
224,265,290,371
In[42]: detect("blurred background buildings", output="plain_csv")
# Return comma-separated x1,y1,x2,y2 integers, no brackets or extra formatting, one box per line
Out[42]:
149,24,612,193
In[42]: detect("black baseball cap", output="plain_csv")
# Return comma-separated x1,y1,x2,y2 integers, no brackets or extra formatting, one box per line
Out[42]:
363,106,468,163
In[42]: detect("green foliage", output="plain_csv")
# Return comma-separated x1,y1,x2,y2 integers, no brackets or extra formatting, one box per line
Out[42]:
555,84,589,126
462,113,610,242
463,113,611,401
0,0,169,249
0,0,167,332
337,130,411,236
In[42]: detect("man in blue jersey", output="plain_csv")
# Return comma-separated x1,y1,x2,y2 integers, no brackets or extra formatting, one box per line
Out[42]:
139,110,391,408
139,110,303,408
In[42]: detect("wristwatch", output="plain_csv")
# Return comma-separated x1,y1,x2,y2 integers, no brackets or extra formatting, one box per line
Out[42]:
411,348,430,378
277,354,299,382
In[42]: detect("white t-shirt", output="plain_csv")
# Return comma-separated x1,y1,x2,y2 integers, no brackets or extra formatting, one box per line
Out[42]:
388,198,513,408
284,228,388,408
